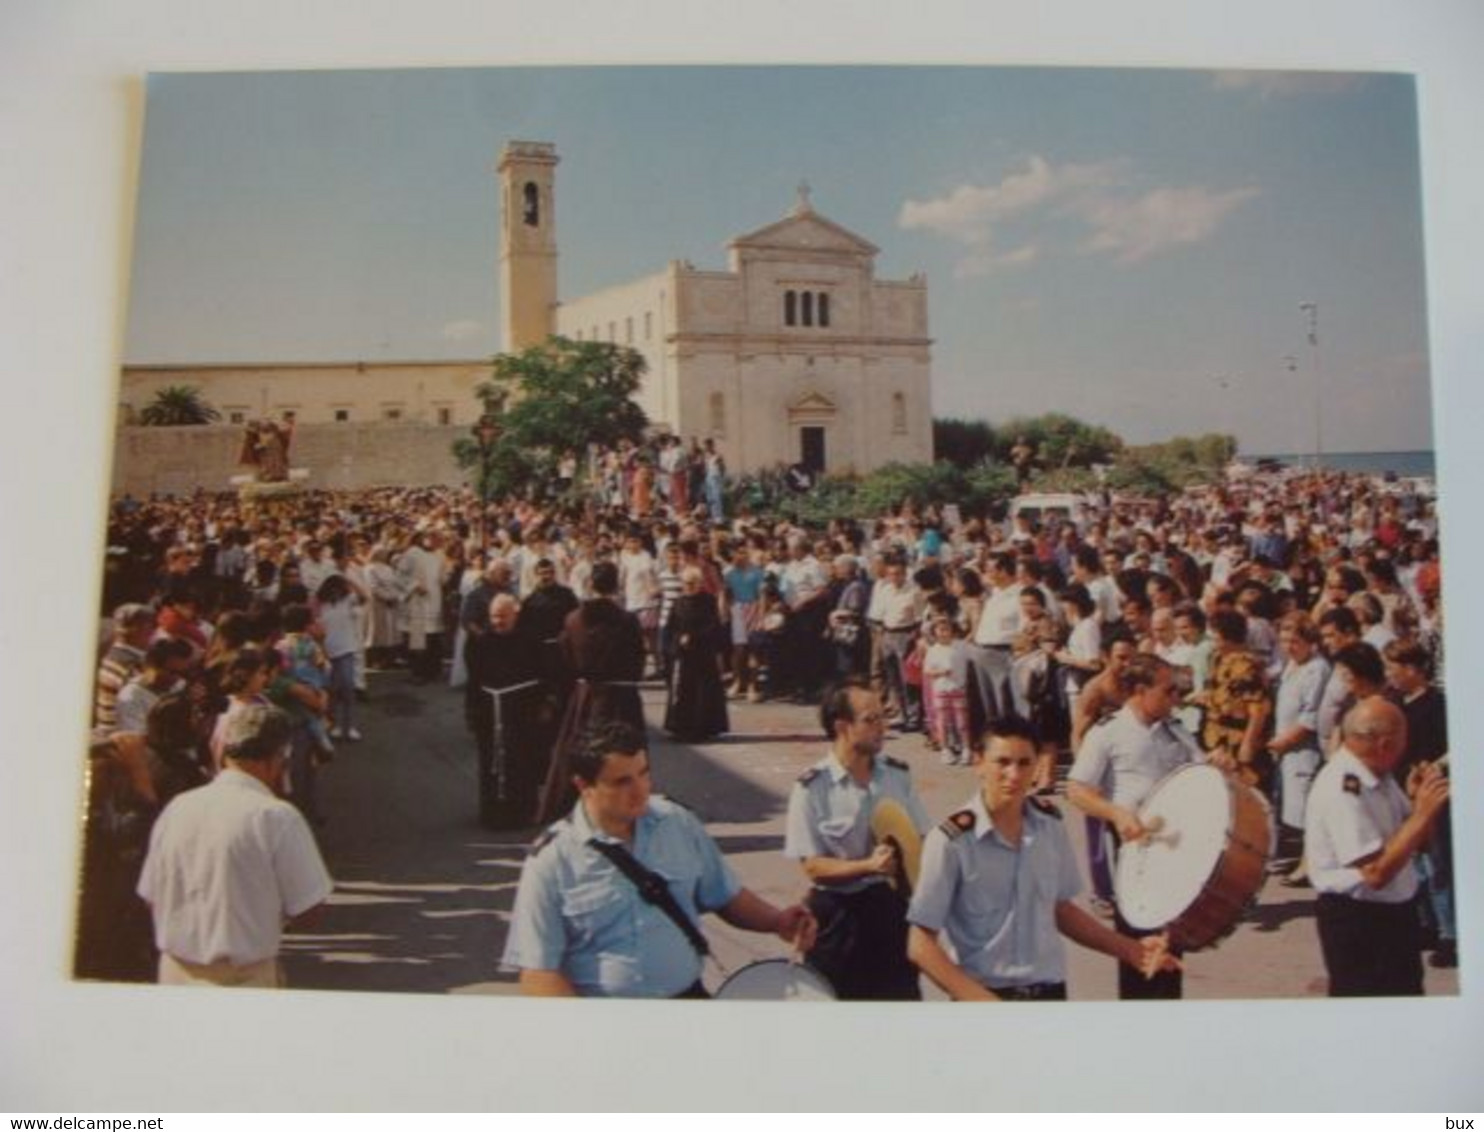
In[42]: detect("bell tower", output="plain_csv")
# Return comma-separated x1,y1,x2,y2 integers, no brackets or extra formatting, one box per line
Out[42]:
498,141,559,352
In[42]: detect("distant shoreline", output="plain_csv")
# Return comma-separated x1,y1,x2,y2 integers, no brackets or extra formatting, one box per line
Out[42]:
1243,450,1435,478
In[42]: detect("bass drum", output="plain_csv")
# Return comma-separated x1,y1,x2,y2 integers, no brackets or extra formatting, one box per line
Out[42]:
714,959,836,1001
1114,763,1273,951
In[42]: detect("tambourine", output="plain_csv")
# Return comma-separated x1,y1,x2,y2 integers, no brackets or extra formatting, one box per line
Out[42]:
869,798,924,897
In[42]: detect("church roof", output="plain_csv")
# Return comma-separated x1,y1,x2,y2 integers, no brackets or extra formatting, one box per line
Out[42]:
729,190,879,257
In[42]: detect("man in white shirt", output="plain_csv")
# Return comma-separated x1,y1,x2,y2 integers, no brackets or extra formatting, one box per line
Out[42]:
870,557,925,731
618,533,661,674
1066,654,1218,999
297,539,340,596
1306,696,1449,996
1072,547,1121,625
397,529,447,683
137,704,333,988
781,536,830,699
970,552,1022,728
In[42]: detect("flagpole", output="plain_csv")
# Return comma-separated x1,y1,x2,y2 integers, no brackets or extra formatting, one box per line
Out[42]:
1300,302,1320,470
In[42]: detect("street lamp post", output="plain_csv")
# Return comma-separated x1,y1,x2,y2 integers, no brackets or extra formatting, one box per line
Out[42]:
473,413,501,553
1299,301,1321,470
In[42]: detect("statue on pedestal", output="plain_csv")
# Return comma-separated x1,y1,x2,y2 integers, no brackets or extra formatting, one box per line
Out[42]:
238,416,295,483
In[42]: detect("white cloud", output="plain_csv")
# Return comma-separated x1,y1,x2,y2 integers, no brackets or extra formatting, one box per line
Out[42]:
995,243,1040,268
1080,185,1262,262
898,155,1120,246
440,318,485,342
1211,70,1364,98
899,156,1256,274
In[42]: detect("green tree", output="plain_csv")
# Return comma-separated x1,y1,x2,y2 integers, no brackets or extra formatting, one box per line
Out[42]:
455,336,649,500
1109,432,1238,495
1192,433,1239,467
853,462,970,516
963,462,1021,516
137,385,221,426
1028,466,1102,494
1103,457,1179,496
994,413,1123,470
768,474,863,526
933,418,997,469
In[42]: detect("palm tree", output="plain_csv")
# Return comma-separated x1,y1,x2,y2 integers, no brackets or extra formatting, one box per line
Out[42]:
138,384,221,426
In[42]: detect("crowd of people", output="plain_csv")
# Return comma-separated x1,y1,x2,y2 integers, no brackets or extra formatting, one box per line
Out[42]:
80,444,1454,996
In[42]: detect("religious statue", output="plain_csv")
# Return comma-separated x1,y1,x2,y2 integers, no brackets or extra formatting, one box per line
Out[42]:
238,417,295,483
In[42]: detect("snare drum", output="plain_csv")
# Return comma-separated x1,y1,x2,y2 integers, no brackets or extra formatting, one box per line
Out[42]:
713,959,836,1001
1114,763,1273,951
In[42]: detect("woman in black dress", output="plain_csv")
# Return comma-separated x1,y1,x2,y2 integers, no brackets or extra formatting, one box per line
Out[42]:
664,567,730,741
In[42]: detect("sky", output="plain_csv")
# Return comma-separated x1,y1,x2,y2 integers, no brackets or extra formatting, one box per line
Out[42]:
124,65,1434,455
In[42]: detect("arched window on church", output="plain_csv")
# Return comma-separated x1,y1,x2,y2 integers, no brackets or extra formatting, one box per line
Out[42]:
801,292,814,327
892,392,908,435
818,293,830,328
784,290,797,327
709,392,726,437
522,182,540,226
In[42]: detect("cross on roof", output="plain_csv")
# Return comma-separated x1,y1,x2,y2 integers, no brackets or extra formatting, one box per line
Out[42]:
794,179,813,214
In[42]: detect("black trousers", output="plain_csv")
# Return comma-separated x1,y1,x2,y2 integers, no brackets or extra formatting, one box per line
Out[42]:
989,981,1067,1001
1110,824,1187,1002
1317,893,1423,997
411,631,444,681
1112,907,1184,999
1108,828,1183,999
806,884,921,1001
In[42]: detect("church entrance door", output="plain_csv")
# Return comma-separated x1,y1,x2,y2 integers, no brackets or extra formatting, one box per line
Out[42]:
801,427,826,475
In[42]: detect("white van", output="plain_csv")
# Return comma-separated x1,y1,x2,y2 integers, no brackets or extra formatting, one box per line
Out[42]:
1007,492,1096,533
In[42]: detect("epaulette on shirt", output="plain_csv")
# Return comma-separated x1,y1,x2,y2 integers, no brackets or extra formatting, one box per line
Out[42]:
1156,719,1191,742
883,756,911,773
939,809,977,839
797,767,822,786
1029,796,1062,820
654,792,695,815
1090,712,1117,730
1343,774,1362,796
527,825,561,857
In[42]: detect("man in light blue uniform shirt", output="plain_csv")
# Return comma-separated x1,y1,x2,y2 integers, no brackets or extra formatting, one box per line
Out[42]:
1065,654,1222,999
504,721,815,997
1267,613,1330,881
784,679,930,999
908,718,1177,1000
1306,696,1449,996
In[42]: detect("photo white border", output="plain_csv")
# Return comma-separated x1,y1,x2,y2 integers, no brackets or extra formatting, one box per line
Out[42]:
4,0,1481,1111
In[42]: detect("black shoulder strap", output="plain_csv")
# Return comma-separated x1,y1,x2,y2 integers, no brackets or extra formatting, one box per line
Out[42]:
587,839,711,959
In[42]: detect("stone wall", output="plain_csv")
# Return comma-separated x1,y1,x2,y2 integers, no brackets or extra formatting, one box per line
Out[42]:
109,422,471,497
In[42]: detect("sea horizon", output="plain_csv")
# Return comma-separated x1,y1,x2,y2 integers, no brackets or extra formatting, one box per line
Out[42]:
1243,449,1435,479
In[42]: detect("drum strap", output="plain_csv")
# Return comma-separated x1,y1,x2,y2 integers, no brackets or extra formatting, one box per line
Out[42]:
588,839,712,959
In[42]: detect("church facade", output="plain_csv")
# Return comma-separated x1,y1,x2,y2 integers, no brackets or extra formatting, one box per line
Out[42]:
502,140,934,475
119,140,933,480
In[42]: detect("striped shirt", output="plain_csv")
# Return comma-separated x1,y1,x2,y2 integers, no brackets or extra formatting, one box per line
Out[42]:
95,642,146,732
658,567,685,627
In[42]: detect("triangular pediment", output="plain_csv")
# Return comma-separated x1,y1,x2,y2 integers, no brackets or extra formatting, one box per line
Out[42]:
788,390,839,415
730,210,879,258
